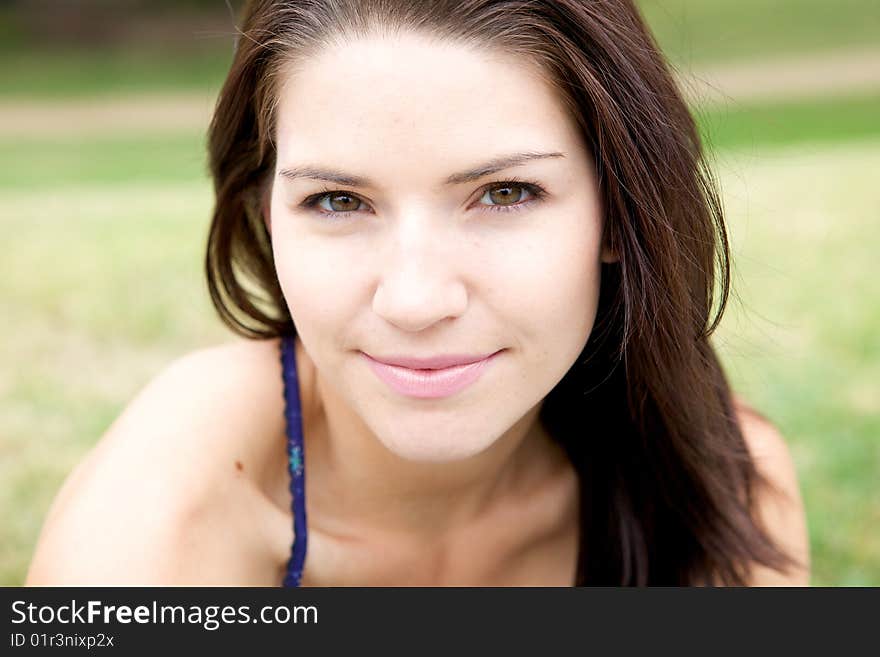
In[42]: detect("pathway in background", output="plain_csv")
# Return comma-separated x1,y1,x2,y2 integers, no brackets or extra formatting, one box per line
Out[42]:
0,91,217,138
678,46,880,107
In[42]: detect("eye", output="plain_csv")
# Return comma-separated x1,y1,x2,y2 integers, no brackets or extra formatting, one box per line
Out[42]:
296,188,369,221
312,190,366,215
475,179,546,214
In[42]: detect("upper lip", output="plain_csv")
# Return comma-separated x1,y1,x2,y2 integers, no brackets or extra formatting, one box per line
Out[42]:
362,350,501,370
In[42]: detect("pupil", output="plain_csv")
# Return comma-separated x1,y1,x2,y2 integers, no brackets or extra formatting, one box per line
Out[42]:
330,194,357,211
491,185,520,205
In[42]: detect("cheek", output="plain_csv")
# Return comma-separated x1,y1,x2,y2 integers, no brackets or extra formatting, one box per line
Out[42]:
484,210,603,342
271,229,360,333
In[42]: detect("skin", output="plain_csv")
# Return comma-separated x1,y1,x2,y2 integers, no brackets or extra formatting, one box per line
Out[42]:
24,33,809,586
265,32,612,541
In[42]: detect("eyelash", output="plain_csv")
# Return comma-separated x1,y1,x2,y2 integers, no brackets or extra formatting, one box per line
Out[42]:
297,178,548,221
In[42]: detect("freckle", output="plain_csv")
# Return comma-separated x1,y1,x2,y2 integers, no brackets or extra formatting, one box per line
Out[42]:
235,460,244,472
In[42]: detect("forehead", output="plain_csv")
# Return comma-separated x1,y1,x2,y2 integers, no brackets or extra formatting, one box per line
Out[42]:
273,32,581,171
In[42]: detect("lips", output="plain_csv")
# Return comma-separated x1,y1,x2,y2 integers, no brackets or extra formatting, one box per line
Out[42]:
365,351,499,370
360,349,503,399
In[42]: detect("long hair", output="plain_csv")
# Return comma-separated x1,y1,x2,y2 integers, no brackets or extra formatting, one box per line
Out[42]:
206,0,801,585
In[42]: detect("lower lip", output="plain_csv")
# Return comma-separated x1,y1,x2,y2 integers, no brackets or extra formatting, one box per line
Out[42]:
361,350,503,399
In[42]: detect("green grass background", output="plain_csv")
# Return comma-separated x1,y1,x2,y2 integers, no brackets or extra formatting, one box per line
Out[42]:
1,0,878,585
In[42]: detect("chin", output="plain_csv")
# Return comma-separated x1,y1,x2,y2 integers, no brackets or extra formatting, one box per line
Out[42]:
379,431,497,463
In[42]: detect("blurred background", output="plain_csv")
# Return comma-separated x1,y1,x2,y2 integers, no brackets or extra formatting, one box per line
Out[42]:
1,0,877,585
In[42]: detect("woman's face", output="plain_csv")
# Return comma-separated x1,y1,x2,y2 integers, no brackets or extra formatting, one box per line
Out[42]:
269,32,612,462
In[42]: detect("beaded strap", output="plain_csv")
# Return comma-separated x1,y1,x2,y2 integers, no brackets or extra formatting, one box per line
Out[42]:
280,335,307,587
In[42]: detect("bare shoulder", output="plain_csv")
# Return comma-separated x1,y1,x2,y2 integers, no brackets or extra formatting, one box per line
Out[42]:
732,394,811,586
26,338,290,586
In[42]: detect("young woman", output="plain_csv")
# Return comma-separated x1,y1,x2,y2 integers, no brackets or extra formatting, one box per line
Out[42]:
27,0,809,586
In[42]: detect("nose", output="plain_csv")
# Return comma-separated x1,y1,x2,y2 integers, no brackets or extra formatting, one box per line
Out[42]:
371,220,469,332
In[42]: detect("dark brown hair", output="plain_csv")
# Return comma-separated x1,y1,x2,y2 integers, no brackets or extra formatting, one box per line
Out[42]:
206,0,802,585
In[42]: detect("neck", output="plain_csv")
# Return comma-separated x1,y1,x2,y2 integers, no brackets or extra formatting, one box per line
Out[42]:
307,371,563,540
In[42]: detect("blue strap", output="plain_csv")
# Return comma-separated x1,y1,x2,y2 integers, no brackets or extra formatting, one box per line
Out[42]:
280,335,307,587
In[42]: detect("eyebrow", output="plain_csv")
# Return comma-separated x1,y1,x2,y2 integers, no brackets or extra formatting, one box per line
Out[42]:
277,151,565,188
